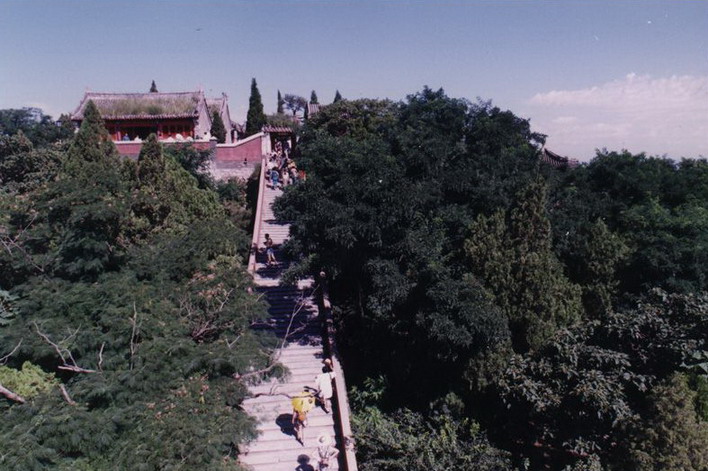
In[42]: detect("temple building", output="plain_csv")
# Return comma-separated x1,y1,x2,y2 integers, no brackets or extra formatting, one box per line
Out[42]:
541,148,580,169
71,90,236,143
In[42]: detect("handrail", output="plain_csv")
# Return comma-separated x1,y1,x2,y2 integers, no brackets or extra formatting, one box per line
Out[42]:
247,155,267,274
317,273,358,471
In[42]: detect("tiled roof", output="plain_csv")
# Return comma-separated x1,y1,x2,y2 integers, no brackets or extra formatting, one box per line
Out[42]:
206,97,224,116
263,125,294,134
541,148,580,169
72,91,205,120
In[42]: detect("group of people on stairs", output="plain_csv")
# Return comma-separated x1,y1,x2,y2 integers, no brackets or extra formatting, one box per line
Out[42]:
291,358,339,469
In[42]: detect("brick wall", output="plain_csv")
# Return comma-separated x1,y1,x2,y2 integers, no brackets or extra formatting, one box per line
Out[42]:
114,139,216,160
214,133,266,163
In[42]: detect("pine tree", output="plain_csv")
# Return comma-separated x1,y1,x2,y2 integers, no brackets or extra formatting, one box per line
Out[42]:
310,90,319,104
68,100,118,164
333,90,343,103
50,100,126,279
150,80,158,93
576,219,628,318
277,90,284,114
210,111,226,143
137,133,165,186
245,78,266,136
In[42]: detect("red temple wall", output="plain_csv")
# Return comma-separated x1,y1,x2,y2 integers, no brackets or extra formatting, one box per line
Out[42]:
214,136,263,163
115,139,215,159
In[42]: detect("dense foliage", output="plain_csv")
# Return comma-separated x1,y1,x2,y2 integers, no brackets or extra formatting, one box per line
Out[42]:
275,88,708,469
0,101,275,469
0,108,74,148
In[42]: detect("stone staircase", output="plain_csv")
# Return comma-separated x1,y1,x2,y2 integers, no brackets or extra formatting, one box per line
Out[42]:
241,178,341,470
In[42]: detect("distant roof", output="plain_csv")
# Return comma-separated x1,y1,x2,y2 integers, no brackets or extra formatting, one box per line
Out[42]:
263,125,294,134
72,91,206,121
541,148,580,169
206,97,224,116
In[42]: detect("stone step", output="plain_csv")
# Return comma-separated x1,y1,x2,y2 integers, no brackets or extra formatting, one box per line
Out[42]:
241,448,340,469
243,180,341,470
249,379,323,396
244,425,336,454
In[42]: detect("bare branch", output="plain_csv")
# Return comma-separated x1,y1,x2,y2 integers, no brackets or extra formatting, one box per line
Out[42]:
235,285,320,381
0,213,45,274
97,342,105,372
0,339,22,365
59,384,76,406
33,322,68,364
33,322,96,374
129,303,139,370
0,382,26,403
225,334,242,349
57,365,96,374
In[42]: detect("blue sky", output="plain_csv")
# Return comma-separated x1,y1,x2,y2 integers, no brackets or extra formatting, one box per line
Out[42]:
1,0,706,160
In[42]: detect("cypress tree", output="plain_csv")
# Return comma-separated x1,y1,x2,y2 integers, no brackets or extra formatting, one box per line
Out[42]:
68,100,117,164
333,90,342,103
245,78,266,136
137,133,165,186
277,90,284,114
310,90,319,104
465,177,582,351
150,80,158,93
210,111,226,143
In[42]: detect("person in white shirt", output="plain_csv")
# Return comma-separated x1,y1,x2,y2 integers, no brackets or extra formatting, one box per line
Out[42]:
314,359,336,413
315,433,339,470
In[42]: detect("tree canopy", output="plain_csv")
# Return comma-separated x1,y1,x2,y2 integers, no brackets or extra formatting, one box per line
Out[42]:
0,105,276,469
283,94,307,116
275,86,708,470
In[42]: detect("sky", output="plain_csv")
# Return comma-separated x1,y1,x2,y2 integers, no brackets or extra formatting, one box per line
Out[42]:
1,0,706,161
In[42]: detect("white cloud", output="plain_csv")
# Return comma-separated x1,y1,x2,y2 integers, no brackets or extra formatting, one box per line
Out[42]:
526,74,708,160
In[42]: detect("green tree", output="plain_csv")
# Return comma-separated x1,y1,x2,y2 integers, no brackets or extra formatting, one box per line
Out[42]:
44,100,126,280
276,89,284,114
310,90,318,104
354,406,512,471
0,106,275,470
137,133,165,186
149,80,158,93
245,78,266,136
625,374,708,471
465,177,582,351
0,108,74,147
333,90,342,103
67,100,118,165
210,110,226,143
283,94,307,116
574,219,629,317
490,290,708,469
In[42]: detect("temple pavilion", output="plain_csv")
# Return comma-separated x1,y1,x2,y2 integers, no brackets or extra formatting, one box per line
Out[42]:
71,90,237,143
